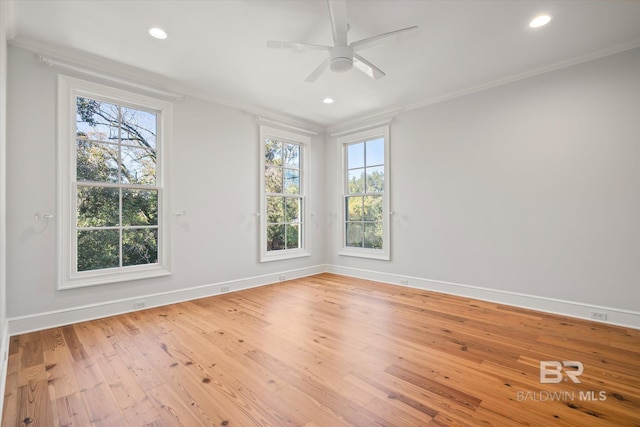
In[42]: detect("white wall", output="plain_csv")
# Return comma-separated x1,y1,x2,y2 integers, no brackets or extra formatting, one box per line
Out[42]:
326,48,640,314
5,45,325,322
5,42,640,330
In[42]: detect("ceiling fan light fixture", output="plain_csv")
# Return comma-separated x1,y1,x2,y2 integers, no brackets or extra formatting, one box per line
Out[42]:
329,45,353,73
330,57,353,73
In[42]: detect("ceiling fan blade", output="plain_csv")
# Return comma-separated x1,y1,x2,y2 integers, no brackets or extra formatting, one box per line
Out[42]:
327,0,348,46
353,53,385,80
267,41,330,51
351,26,419,52
305,58,331,83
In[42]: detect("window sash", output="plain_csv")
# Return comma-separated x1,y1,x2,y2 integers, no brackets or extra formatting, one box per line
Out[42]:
58,75,172,289
338,125,390,260
260,126,310,262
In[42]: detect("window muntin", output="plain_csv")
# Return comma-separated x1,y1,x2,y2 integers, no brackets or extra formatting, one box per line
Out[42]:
345,138,385,249
339,126,390,260
75,97,160,271
59,75,171,289
260,126,309,261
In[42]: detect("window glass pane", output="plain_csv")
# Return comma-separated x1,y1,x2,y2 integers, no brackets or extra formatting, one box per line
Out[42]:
77,186,119,227
265,139,282,166
285,197,301,223
364,223,383,249
284,169,300,194
284,143,300,169
77,140,119,183
346,196,364,221
347,142,365,169
76,97,119,143
121,146,156,185
123,189,158,226
345,223,363,247
364,195,383,221
348,168,365,194
286,224,300,249
120,107,157,149
123,228,158,266
267,224,285,251
265,166,283,193
366,138,384,166
366,166,384,193
266,196,284,223
77,229,119,271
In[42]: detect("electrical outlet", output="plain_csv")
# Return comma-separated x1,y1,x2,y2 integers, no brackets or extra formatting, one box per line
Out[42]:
590,311,607,321
221,285,230,293
400,279,409,286
133,300,146,310
279,275,286,281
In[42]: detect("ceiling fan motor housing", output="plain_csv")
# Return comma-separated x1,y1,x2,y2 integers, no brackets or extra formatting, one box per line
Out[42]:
330,45,354,72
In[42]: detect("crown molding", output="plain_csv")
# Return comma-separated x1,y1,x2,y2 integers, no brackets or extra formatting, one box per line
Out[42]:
400,38,640,116
328,38,640,133
9,35,324,134
8,32,640,136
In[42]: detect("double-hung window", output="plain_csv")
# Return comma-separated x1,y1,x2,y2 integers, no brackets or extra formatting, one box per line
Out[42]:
58,76,172,289
260,126,309,262
338,125,390,260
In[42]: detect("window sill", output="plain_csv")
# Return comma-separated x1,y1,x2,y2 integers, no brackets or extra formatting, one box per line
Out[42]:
59,265,171,290
338,248,390,261
260,249,310,263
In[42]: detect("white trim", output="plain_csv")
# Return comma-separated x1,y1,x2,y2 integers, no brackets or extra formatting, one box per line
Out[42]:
330,118,394,138
5,264,638,338
401,38,640,116
8,265,325,336
337,125,390,260
256,116,319,136
325,40,640,132
58,75,173,289
326,265,640,330
10,36,323,133
9,33,640,133
259,125,311,262
0,320,8,419
40,55,183,101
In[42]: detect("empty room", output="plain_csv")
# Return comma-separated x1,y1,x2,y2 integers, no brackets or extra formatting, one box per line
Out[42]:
1,0,639,426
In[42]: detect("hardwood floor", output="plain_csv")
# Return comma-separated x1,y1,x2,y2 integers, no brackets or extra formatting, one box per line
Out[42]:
2,273,640,426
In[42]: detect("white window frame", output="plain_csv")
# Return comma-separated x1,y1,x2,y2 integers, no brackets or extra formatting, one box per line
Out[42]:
259,125,310,262
58,75,172,289
338,125,390,260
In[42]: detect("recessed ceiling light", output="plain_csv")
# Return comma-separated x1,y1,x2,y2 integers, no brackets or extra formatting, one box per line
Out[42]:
149,27,168,40
323,97,334,104
529,15,552,28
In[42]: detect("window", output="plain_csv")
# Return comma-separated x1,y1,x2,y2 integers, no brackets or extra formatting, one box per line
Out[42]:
58,76,172,289
339,125,390,260
260,126,310,262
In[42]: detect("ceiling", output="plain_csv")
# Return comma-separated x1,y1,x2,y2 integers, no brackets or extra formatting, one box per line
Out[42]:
8,0,640,128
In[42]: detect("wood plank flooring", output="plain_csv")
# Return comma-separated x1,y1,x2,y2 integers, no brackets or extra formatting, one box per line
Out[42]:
2,273,640,426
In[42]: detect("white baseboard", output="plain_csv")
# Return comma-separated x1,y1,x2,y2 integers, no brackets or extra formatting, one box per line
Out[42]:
7,265,325,336
326,264,640,330
7,263,639,337
0,319,9,420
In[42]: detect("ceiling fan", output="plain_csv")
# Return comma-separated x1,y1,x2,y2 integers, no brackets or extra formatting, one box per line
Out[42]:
267,0,418,83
